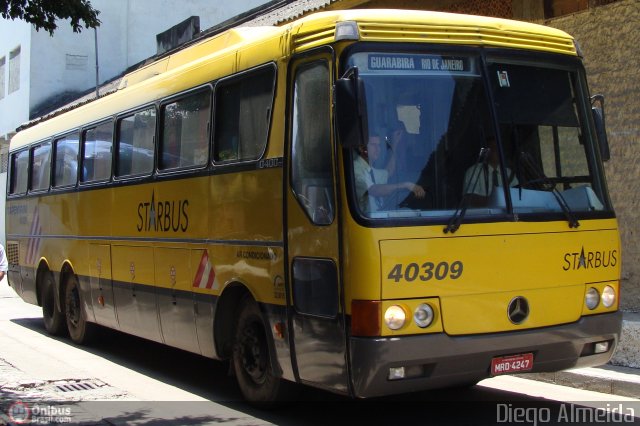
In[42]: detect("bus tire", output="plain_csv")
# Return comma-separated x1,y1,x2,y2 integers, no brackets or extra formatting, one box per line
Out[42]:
41,272,66,335
64,274,95,344
232,296,289,406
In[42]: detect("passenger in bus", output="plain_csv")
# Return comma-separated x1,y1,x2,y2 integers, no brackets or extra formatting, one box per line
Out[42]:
353,132,426,213
463,135,518,206
385,119,417,180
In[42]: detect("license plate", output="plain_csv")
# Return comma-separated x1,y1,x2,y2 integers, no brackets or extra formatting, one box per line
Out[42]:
491,353,534,375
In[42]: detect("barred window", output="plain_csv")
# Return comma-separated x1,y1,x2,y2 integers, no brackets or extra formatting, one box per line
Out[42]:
8,46,20,94
0,57,5,100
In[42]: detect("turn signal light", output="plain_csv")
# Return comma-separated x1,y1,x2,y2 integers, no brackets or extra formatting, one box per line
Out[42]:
351,300,381,336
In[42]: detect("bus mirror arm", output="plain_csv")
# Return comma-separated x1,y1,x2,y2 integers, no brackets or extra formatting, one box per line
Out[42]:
335,66,369,148
590,94,610,161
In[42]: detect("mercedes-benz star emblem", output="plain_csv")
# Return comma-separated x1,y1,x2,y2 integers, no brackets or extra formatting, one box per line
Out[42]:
507,296,529,324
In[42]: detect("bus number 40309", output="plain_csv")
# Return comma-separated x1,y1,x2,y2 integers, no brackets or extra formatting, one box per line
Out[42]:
387,261,464,283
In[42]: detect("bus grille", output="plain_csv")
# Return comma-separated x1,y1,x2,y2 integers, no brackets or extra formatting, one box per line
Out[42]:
7,242,19,266
357,22,576,55
292,27,336,52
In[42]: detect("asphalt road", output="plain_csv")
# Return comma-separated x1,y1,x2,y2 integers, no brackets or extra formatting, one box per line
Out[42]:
1,281,639,425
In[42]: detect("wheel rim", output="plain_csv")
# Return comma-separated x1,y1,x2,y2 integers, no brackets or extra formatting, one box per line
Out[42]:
66,284,81,328
239,321,268,385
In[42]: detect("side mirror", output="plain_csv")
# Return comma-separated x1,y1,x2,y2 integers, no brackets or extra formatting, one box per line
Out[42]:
335,67,368,148
591,94,610,161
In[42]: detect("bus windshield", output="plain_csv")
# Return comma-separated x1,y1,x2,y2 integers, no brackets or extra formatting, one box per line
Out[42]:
345,50,610,222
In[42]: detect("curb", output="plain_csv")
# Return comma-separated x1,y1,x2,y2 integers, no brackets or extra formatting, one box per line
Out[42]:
522,365,640,398
610,312,640,368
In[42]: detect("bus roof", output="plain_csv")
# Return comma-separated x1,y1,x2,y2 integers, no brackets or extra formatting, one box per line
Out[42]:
10,9,575,151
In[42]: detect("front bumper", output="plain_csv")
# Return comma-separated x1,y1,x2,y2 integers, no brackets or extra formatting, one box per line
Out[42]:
349,311,622,398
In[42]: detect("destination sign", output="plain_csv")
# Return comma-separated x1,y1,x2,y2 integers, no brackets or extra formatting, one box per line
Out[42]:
367,54,472,73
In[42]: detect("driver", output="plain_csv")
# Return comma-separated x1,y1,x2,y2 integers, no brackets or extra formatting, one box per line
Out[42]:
354,132,425,214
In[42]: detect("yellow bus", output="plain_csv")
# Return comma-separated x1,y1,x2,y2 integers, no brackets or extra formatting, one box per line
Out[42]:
5,9,621,403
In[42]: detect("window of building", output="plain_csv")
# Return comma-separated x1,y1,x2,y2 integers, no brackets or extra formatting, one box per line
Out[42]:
82,121,113,182
116,107,156,177
30,142,52,191
213,65,275,163
8,46,20,94
0,56,5,100
160,89,211,171
54,132,79,187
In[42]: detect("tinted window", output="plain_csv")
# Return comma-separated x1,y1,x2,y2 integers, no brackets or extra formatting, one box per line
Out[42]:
30,142,51,191
9,150,29,195
214,66,275,162
291,61,334,225
160,90,210,170
54,132,79,187
82,121,113,182
117,107,156,177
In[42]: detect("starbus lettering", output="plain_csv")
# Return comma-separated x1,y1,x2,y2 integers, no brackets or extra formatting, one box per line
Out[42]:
137,191,189,232
563,247,617,271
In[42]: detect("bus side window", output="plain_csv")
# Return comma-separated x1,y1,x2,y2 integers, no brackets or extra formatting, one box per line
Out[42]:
290,60,334,225
9,150,29,195
53,132,79,188
160,89,211,170
213,65,275,163
116,107,156,177
30,142,51,191
82,121,113,183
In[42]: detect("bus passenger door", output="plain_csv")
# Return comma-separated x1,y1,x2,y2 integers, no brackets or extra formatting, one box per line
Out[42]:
88,244,118,329
286,53,348,393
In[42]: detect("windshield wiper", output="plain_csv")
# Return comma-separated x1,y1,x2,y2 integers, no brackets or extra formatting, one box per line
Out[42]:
520,152,580,228
444,147,490,234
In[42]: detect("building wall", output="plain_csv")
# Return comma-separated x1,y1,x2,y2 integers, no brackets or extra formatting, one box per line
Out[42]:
363,0,515,18
29,21,103,113
124,0,271,66
544,0,640,310
0,19,32,140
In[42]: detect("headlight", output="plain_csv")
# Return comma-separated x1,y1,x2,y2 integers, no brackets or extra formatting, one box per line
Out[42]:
585,287,600,310
414,303,434,328
384,305,406,330
601,285,616,308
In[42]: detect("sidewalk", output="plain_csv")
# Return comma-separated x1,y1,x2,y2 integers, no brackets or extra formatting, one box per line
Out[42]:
523,364,640,398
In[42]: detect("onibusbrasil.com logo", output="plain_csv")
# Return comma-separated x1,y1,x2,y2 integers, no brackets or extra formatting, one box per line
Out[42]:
2,401,71,424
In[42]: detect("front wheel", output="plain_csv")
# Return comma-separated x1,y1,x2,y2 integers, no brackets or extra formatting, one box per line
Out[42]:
64,274,95,344
232,296,290,406
41,272,65,335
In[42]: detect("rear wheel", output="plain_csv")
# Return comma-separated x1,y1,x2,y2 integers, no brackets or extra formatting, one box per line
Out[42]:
232,296,290,406
64,274,95,344
41,272,65,335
